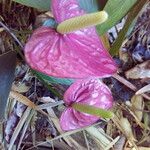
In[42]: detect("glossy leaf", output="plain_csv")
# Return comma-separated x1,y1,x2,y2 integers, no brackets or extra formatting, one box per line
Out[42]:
13,0,137,36
0,51,16,121
35,71,74,85
97,0,137,35
13,0,51,11
32,70,63,98
78,0,99,13
13,0,99,12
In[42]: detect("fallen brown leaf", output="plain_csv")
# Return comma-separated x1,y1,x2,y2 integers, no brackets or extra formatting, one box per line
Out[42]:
131,95,144,122
125,60,150,79
136,84,150,95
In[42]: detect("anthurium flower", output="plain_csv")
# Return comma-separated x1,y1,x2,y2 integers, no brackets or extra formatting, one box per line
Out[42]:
60,78,113,131
24,0,117,79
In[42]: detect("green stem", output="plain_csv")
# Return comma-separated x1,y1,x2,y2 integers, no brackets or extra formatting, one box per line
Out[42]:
110,0,148,56
72,103,114,119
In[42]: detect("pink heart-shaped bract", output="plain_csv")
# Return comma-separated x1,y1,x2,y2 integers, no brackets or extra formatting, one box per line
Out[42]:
24,0,117,79
60,78,113,131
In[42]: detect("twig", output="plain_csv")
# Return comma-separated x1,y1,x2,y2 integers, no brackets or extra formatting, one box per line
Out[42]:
83,130,90,150
9,91,53,118
113,74,150,100
36,101,64,110
0,21,24,49
26,122,102,150
113,74,137,91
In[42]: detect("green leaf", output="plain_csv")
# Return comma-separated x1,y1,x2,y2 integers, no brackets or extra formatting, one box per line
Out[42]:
0,51,16,121
13,0,51,11
78,0,99,13
78,0,108,12
13,0,106,14
34,71,74,86
97,0,137,35
13,0,136,35
13,0,100,12
32,70,63,99
110,0,148,56
72,103,114,119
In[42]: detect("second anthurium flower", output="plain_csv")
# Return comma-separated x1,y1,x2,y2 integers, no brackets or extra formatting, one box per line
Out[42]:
60,78,113,131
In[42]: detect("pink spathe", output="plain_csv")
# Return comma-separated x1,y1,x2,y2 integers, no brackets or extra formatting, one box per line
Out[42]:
60,79,113,131
24,0,117,79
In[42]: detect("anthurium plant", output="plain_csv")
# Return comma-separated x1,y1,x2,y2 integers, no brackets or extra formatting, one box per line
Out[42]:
11,0,144,131
24,0,117,130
